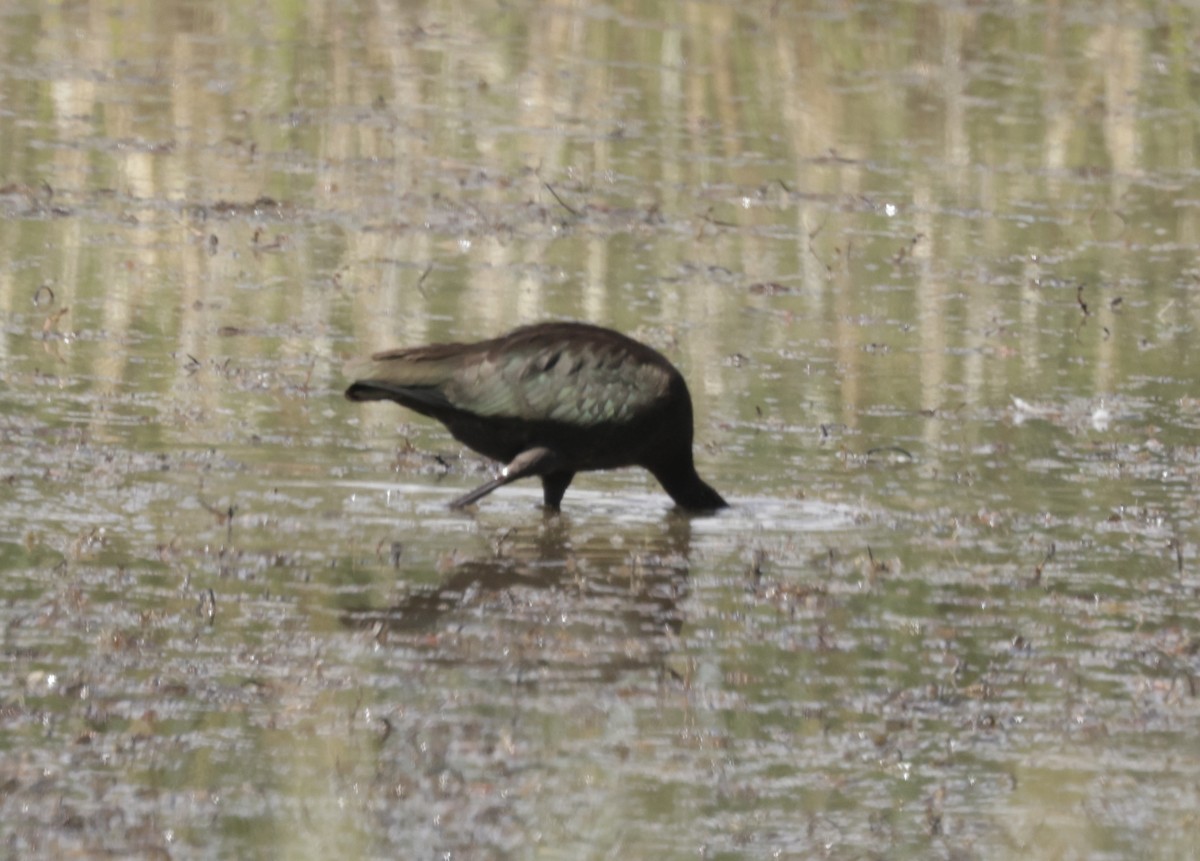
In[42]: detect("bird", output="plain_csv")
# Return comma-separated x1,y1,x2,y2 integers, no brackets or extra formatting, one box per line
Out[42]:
344,321,728,512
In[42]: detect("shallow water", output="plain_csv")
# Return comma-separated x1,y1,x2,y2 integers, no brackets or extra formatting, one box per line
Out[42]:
3,1,1200,858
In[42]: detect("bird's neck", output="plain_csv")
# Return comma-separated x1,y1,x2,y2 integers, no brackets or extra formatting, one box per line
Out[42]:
652,460,728,511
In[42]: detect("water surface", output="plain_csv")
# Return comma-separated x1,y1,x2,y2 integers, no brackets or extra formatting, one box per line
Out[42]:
2,1,1199,858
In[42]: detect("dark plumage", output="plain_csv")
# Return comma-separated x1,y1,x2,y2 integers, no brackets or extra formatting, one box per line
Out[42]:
345,321,728,511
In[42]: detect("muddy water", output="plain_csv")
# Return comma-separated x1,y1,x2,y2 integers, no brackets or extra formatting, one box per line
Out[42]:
2,1,1200,858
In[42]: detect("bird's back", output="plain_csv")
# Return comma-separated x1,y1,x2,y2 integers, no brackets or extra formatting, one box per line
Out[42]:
450,323,677,426
348,322,679,427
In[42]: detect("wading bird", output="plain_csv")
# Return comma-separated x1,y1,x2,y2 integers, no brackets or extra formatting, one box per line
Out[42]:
345,321,727,512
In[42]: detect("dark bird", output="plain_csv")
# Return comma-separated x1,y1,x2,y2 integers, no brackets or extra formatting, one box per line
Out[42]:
344,321,728,512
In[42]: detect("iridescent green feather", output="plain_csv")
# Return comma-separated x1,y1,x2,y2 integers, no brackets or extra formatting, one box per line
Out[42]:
448,336,671,425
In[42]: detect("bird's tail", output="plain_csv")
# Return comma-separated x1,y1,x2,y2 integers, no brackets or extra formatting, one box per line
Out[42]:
343,347,463,408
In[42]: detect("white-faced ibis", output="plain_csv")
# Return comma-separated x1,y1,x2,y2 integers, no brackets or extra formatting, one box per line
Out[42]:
345,321,728,512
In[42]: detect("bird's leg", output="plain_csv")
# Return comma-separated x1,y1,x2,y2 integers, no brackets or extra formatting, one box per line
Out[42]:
539,470,575,511
449,447,560,509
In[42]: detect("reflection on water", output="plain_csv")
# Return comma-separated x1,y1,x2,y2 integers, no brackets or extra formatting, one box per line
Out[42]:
2,0,1200,858
340,513,693,677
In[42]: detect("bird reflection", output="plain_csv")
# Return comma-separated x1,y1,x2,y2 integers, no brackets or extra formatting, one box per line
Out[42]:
340,512,698,679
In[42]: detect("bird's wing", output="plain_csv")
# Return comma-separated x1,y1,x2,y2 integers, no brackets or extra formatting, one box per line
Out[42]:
448,338,674,426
